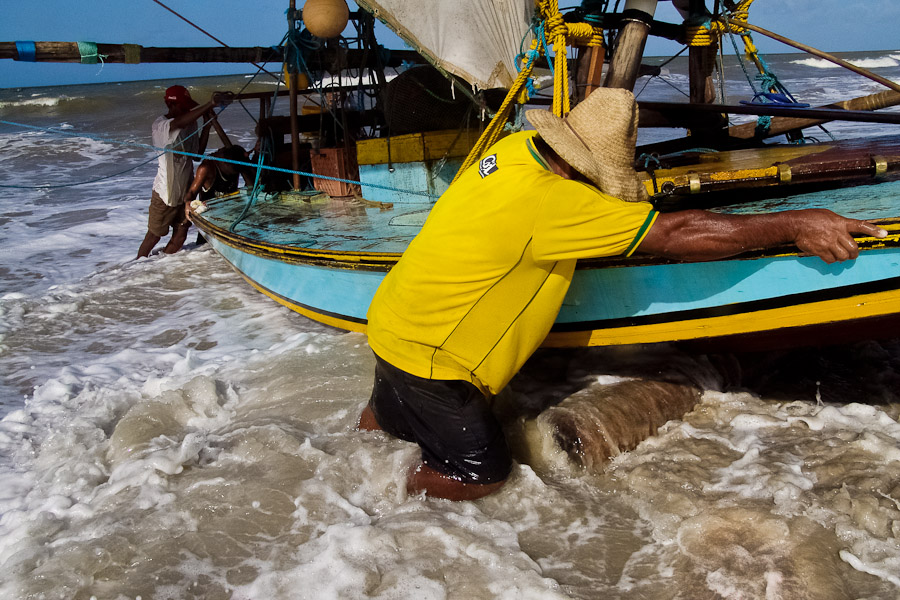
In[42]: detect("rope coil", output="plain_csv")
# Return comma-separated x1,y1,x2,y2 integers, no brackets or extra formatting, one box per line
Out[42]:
682,0,754,46
14,41,37,62
76,41,107,65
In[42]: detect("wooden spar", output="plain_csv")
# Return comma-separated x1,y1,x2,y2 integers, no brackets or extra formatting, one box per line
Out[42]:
638,101,900,126
731,20,900,96
604,1,658,90
288,1,301,191
727,90,900,140
0,41,425,69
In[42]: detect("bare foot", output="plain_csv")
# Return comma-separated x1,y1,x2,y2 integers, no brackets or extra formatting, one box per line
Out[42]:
408,463,506,501
357,403,382,431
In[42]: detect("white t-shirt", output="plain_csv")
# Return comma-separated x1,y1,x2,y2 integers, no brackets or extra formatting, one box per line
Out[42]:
151,115,199,206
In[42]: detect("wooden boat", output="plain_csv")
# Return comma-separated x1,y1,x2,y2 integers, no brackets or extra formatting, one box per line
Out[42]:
194,146,900,352
13,1,898,350
191,0,900,351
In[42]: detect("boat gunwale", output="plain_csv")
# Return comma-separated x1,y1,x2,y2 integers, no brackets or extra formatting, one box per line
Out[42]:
194,201,900,271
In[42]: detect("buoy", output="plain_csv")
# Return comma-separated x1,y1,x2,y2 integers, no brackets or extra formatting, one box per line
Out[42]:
302,0,350,39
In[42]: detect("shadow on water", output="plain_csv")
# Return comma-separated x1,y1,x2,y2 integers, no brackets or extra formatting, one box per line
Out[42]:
498,338,900,475
720,338,900,405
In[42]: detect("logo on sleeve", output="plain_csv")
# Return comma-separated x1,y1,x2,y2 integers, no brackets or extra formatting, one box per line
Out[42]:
479,154,498,178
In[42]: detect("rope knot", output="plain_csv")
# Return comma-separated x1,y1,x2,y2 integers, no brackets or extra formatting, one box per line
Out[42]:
544,12,568,41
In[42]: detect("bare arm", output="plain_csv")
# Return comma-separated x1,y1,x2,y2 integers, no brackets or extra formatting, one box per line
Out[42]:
183,163,214,220
637,208,887,264
170,92,233,132
170,100,213,131
197,109,215,157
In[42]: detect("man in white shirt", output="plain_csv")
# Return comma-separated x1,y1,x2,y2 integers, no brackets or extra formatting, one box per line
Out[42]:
137,85,230,258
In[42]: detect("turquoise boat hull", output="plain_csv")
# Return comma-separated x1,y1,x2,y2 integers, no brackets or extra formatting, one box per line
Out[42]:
194,179,900,350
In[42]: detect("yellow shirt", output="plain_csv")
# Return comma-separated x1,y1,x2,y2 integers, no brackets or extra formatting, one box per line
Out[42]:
367,131,657,395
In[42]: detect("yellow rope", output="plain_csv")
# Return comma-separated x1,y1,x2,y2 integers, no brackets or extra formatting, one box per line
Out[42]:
683,0,755,46
452,0,604,183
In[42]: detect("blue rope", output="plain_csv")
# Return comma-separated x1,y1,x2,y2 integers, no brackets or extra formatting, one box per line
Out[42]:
755,115,772,137
14,41,36,62
229,149,268,232
0,156,157,189
0,119,438,199
0,94,230,190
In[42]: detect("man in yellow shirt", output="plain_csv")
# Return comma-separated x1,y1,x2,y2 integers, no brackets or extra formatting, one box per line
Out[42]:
361,88,886,501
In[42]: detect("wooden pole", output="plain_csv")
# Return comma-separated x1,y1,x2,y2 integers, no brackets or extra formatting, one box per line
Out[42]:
727,90,900,139
604,1,657,91
0,42,425,68
211,118,232,148
730,20,900,95
687,0,726,136
638,100,900,126
576,45,606,101
288,1,301,191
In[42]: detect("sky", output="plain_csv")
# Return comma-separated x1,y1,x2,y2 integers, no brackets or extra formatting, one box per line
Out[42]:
1,0,899,89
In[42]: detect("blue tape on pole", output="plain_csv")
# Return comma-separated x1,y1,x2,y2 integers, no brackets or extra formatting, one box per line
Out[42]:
15,41,37,62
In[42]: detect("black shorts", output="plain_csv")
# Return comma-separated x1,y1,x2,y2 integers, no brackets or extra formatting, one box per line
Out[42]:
368,354,511,484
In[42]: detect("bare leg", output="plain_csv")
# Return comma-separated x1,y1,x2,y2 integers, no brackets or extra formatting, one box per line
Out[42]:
138,231,161,258
408,463,506,501
163,222,190,254
359,402,506,500
357,403,383,431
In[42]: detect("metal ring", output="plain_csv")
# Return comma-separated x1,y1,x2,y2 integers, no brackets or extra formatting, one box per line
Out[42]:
777,163,792,184
689,173,701,194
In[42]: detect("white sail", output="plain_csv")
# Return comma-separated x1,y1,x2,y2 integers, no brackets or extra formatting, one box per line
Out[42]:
354,0,535,90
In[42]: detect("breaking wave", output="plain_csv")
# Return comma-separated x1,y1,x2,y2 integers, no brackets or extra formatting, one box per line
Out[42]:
791,55,900,69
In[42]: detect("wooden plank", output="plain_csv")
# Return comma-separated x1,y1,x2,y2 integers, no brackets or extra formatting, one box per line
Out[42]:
422,130,479,161
644,135,900,196
0,41,425,68
639,101,900,127
727,90,900,139
357,133,424,165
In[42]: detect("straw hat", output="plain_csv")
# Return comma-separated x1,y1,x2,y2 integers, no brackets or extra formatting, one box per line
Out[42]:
526,88,648,202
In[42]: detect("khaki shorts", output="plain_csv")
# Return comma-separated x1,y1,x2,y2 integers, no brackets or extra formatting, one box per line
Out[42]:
148,190,189,237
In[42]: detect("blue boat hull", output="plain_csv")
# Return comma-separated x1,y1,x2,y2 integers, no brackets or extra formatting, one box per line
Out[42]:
196,181,900,349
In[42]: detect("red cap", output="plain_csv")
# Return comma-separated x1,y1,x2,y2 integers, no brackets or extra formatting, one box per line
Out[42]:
164,85,198,108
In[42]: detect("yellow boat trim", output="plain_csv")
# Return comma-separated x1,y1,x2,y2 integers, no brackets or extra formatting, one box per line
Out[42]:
240,267,900,348
544,286,900,347
356,129,481,165
239,273,369,334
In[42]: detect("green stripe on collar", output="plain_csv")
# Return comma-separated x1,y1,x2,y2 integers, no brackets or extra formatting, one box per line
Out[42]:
526,137,551,171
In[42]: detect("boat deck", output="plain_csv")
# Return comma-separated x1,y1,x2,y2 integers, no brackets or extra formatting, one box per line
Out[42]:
198,178,900,260
201,192,427,256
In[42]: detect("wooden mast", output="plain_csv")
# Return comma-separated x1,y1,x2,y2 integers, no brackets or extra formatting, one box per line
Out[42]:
288,0,302,191
604,0,657,91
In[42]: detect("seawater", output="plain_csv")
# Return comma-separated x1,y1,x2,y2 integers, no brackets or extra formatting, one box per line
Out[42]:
1,53,900,599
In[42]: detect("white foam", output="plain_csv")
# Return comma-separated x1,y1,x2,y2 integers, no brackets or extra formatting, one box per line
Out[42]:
3,67,900,599
0,96,67,109
791,56,900,69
